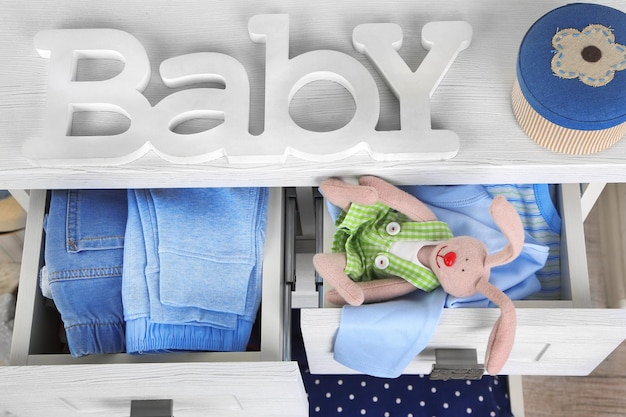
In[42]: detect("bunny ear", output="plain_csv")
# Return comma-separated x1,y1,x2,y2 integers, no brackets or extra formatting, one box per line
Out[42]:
358,176,438,222
319,178,379,211
476,279,516,375
313,253,365,306
485,196,525,268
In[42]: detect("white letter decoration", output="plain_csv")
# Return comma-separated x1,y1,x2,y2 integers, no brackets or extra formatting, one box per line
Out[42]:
25,15,472,166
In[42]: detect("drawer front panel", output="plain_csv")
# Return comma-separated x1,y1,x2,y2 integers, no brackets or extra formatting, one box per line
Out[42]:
301,308,626,376
0,362,308,417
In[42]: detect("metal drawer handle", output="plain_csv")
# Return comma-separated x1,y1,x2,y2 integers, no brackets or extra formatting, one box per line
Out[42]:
130,399,173,417
430,349,485,381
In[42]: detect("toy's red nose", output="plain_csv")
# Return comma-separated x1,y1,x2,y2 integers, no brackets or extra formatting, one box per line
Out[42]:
443,251,456,267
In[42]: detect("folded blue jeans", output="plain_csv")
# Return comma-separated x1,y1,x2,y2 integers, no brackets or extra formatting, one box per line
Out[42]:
45,190,127,357
123,187,268,353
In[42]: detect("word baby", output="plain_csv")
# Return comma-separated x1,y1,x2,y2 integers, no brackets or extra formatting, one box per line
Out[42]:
26,14,472,165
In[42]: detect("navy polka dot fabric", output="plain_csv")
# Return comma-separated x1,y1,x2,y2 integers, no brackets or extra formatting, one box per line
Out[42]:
305,373,512,416
292,310,514,417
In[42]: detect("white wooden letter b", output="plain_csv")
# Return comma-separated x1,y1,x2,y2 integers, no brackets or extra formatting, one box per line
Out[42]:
25,29,153,164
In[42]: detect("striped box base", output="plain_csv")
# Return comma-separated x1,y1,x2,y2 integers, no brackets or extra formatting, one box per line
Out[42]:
512,80,626,155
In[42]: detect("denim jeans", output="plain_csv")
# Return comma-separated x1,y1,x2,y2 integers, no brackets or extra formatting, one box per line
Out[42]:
45,189,127,357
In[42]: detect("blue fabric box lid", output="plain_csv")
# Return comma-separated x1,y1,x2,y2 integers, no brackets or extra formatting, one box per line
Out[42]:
516,3,626,131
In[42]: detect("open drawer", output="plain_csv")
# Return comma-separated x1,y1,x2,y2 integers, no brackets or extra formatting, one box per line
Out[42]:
301,183,626,377
10,188,288,365
2,188,308,416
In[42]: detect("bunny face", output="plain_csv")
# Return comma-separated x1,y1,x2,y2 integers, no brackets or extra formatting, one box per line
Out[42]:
428,236,489,297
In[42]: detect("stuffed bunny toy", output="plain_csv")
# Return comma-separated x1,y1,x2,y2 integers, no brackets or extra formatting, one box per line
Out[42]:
313,176,525,375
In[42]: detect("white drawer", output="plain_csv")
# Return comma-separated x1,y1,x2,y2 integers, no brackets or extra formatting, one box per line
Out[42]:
2,188,308,417
0,362,308,417
301,183,626,376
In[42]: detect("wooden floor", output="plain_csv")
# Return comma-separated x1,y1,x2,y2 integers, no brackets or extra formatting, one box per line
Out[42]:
523,189,626,417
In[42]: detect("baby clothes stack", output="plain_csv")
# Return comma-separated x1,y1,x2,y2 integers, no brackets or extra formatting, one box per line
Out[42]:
328,184,553,377
42,187,268,357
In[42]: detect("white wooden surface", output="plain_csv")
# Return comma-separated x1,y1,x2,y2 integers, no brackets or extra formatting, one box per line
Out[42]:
1,0,626,188
0,362,308,417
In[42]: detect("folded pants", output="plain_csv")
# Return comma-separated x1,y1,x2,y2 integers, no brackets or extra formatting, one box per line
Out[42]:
45,187,268,356
45,190,127,357
123,188,268,353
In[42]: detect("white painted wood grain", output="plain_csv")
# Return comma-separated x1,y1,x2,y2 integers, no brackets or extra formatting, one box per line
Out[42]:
0,0,625,188
8,190,46,366
0,362,308,417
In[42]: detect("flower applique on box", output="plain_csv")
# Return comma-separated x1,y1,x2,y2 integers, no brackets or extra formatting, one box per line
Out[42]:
513,3,626,155
552,24,626,87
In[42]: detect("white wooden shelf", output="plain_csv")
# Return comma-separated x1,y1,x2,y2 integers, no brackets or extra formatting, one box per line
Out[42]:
1,0,626,189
